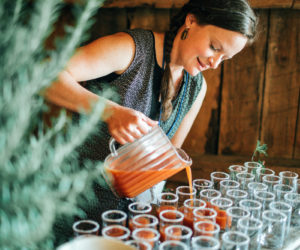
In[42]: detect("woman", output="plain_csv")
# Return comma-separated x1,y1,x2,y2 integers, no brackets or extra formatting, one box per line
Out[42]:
47,0,258,242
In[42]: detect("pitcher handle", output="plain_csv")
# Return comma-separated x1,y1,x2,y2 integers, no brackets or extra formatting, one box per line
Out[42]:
109,137,118,157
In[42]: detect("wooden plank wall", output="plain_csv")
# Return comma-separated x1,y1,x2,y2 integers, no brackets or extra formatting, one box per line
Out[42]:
54,3,300,174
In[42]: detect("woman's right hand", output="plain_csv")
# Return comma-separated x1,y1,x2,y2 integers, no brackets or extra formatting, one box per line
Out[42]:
103,102,158,145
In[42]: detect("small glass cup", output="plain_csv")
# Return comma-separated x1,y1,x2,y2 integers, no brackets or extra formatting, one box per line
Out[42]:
279,171,298,191
284,192,300,228
130,214,159,231
176,186,196,207
157,192,178,217
237,217,263,250
210,172,230,190
128,202,152,218
226,206,250,231
269,201,292,238
228,165,247,181
164,225,193,246
199,189,221,207
125,240,152,250
244,161,262,179
225,189,248,206
132,228,160,249
210,197,233,231
239,199,262,219
192,236,220,250
260,210,287,249
220,180,240,196
102,225,130,241
256,168,275,182
72,220,100,237
193,179,214,197
273,184,294,201
193,207,217,223
193,220,220,238
221,231,250,250
247,182,268,199
159,209,184,242
254,190,275,212
297,179,300,194
262,175,281,192
101,209,127,228
236,172,255,191
181,198,206,229
159,240,189,250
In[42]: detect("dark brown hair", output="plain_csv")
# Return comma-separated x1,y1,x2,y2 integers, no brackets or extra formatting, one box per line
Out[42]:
160,0,258,121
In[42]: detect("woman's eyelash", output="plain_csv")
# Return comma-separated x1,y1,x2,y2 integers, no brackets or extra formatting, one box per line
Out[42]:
210,44,219,51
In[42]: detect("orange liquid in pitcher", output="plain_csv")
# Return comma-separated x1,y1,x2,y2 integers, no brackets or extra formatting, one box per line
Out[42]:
107,167,185,198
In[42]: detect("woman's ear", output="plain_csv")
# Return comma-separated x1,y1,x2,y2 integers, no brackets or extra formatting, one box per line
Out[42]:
185,13,197,27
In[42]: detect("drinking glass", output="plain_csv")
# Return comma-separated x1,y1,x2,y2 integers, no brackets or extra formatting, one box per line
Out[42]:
210,172,230,190
225,189,248,206
199,189,221,207
176,186,196,207
128,202,152,218
130,214,159,231
192,236,220,250
125,240,152,250
279,171,298,191
228,165,247,181
182,198,206,229
159,209,184,242
269,201,292,238
226,206,250,231
262,175,281,192
72,220,100,237
244,161,262,179
165,225,193,246
102,225,130,241
101,209,127,227
157,192,178,216
247,182,268,199
236,173,255,191
239,199,262,219
221,231,250,250
193,179,214,198
260,210,287,249
254,191,275,212
159,240,189,250
219,180,240,196
273,184,294,201
193,207,217,223
193,220,220,238
256,168,275,182
132,228,160,249
210,197,233,231
237,217,263,250
297,179,300,194
284,192,300,228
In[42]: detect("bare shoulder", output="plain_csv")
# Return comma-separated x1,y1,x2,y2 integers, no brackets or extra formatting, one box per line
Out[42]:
68,32,136,80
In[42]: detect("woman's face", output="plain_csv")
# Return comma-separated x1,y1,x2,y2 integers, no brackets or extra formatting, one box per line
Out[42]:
175,15,248,76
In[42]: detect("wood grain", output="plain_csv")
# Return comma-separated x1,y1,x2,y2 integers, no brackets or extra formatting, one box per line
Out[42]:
261,10,300,158
218,11,268,156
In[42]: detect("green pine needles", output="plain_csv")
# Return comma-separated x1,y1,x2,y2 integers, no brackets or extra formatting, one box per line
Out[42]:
0,0,106,249
251,140,268,167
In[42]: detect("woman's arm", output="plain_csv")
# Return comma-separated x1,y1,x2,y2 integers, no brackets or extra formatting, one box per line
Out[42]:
44,32,157,144
171,77,207,148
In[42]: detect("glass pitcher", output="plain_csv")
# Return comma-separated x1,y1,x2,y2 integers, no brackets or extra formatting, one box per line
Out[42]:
101,126,192,198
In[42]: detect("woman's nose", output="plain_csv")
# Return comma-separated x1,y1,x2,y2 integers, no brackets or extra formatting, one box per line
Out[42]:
209,55,222,69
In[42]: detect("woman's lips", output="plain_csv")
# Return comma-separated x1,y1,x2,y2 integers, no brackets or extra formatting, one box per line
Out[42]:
197,57,208,71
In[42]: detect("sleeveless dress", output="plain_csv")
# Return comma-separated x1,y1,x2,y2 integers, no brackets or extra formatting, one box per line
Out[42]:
54,28,203,246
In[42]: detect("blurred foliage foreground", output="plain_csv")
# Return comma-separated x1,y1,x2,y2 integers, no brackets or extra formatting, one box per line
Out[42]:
0,0,109,249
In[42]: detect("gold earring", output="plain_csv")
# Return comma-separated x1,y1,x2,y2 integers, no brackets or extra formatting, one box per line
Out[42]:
181,28,189,40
